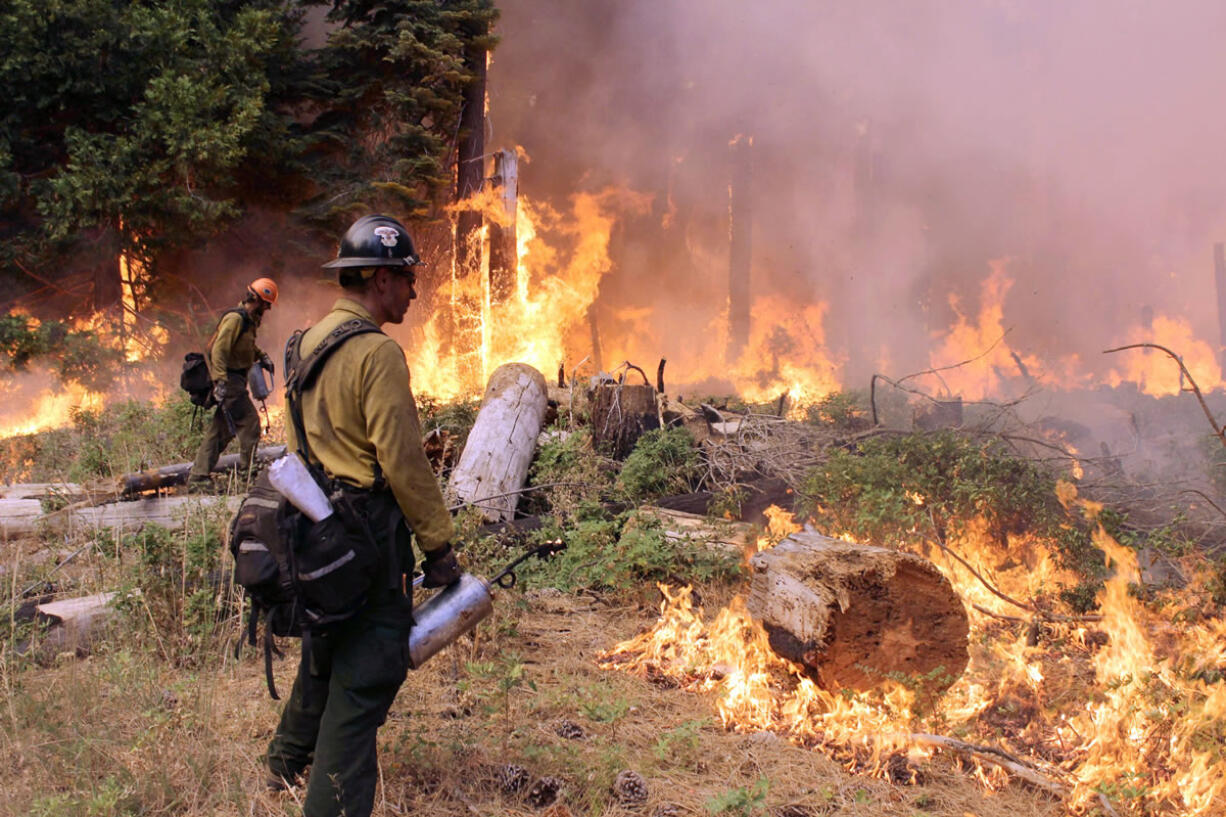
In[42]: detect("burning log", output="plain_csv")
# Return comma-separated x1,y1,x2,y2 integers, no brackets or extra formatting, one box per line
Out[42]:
118,444,286,495
747,532,969,693
448,363,549,522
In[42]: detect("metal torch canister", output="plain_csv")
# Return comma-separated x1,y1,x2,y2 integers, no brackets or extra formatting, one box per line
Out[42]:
407,573,493,669
248,363,272,401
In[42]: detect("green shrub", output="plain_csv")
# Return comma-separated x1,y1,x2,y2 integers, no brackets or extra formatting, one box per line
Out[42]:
617,427,701,501
797,431,1105,584
804,390,870,429
528,429,615,519
417,396,480,450
513,508,742,595
1,394,207,482
111,519,233,664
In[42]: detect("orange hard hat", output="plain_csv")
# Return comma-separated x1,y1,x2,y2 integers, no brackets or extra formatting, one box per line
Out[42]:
248,277,278,306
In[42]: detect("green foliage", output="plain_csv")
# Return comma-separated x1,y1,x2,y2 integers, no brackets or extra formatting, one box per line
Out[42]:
2,393,206,483
111,520,230,664
1,0,497,287
797,431,1104,582
296,0,499,223
460,651,535,750
513,509,742,596
705,778,770,816
69,396,204,480
0,314,125,389
1,0,309,282
418,395,480,448
528,429,615,518
1209,557,1226,608
804,390,870,429
652,718,711,770
617,427,701,502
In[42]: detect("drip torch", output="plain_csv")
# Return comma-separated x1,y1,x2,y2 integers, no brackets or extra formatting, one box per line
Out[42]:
407,540,565,668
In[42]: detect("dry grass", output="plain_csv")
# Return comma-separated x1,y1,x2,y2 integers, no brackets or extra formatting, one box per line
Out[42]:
1,571,1062,817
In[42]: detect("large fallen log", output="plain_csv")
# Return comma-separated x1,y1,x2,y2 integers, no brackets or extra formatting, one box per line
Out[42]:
448,363,549,522
747,532,969,693
1,495,240,538
119,444,287,495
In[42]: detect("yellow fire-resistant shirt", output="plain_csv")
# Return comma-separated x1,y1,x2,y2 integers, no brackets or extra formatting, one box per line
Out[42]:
286,298,454,553
208,306,266,381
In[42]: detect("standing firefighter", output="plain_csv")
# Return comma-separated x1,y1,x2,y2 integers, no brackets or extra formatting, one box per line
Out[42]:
187,278,278,490
265,215,460,816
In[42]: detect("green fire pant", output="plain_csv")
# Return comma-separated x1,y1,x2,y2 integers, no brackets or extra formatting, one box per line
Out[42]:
266,496,414,817
265,593,414,817
188,373,259,481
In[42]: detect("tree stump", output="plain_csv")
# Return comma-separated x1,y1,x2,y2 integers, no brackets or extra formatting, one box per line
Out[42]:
448,363,549,522
747,532,969,693
590,377,659,459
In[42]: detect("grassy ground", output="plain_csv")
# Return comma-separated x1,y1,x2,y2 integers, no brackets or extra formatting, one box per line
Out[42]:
0,576,1061,817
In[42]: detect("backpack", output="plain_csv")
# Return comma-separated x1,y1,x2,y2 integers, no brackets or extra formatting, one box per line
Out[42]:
228,316,386,699
181,308,251,408
180,353,213,407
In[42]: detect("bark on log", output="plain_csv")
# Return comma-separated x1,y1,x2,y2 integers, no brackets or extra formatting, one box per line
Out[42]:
28,591,118,657
448,363,549,522
119,444,287,495
591,380,659,459
1,495,240,538
747,532,969,693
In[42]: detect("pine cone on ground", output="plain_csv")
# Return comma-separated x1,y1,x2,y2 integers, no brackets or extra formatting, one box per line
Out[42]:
527,776,564,809
612,770,649,806
497,763,530,794
555,718,585,739
651,804,683,817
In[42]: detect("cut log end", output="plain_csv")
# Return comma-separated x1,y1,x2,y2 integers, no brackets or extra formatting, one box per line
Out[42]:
748,532,969,693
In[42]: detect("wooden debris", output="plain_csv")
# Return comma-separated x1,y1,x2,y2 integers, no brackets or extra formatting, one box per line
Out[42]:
448,363,549,522
28,591,119,657
118,444,287,495
635,507,752,556
1,495,240,538
747,531,969,692
591,368,659,458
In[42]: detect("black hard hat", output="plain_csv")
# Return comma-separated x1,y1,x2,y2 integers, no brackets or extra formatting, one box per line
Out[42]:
321,214,423,269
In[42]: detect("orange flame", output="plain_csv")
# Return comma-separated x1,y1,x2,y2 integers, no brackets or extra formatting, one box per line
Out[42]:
601,501,1226,814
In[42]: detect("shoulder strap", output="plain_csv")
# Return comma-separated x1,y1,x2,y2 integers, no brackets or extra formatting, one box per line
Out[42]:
282,318,383,468
205,307,253,355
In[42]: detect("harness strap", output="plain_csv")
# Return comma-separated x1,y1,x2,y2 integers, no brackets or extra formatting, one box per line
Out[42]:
282,317,382,472
264,623,280,700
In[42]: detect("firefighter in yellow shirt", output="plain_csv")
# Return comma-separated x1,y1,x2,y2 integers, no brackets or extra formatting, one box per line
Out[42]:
265,215,458,817
187,278,277,489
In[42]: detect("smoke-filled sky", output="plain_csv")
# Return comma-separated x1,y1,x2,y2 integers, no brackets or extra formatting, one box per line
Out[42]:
488,0,1226,388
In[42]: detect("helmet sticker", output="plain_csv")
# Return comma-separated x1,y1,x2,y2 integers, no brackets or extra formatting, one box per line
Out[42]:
374,226,399,247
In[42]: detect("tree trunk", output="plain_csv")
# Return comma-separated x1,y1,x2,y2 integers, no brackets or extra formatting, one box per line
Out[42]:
447,363,549,522
489,148,519,305
453,23,488,277
727,134,753,361
590,378,659,459
747,532,969,693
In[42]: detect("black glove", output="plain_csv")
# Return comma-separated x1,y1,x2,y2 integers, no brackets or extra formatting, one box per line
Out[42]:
420,544,461,588
259,352,275,376
211,379,229,404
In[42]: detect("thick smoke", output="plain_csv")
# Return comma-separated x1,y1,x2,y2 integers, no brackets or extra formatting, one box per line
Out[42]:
488,0,1226,390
